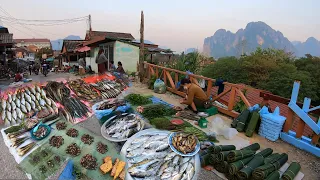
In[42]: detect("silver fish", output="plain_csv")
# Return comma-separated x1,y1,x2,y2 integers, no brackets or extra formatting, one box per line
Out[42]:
30,94,36,102
156,144,170,152
12,94,16,101
15,98,21,108
7,101,11,112
144,141,167,149
8,94,12,103
44,97,51,106
25,89,31,96
165,152,176,161
129,151,168,164
128,159,160,177
186,163,195,180
12,109,17,121
40,89,46,98
36,92,41,101
179,162,189,174
131,135,151,145
21,97,26,105
172,173,182,180
1,110,6,121
25,101,31,112
39,99,46,106
161,172,171,179
29,86,36,95
25,94,32,103
50,99,56,109
16,108,23,120
11,101,16,110
127,147,145,158
172,155,180,165
164,166,174,173
30,101,36,111
127,141,145,152
35,85,41,93
6,110,12,123
158,161,170,176
21,105,27,114
180,157,192,164
1,99,6,110
148,135,168,142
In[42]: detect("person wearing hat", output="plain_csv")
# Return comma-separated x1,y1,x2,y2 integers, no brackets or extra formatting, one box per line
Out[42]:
179,78,208,113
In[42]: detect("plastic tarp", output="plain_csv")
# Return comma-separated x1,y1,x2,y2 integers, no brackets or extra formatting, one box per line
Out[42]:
82,74,115,83
92,99,131,120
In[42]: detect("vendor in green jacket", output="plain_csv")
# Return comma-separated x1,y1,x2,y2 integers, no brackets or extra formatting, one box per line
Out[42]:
179,78,208,113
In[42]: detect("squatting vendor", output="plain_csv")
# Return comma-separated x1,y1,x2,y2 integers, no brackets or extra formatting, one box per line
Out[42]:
179,78,209,113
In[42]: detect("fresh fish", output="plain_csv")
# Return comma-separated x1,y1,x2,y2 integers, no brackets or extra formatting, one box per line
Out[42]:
44,97,51,106
1,110,6,121
180,157,192,164
165,152,176,161
15,98,21,108
39,99,46,106
40,89,46,98
12,94,16,101
172,173,182,180
7,101,11,111
148,134,168,142
128,159,159,171
30,101,36,111
21,97,26,105
6,110,12,123
127,147,145,158
156,144,170,152
21,105,27,114
1,99,6,110
144,141,167,149
35,85,41,93
30,94,36,102
131,135,151,145
127,141,145,152
25,94,32,103
186,163,195,180
128,159,160,178
50,99,56,109
179,162,189,174
36,92,41,101
16,108,23,120
11,101,16,110
158,161,170,176
25,89,31,96
29,86,36,95
181,173,188,180
164,166,174,173
25,101,31,112
8,94,12,103
161,172,171,179
172,155,180,165
12,109,17,121
129,151,168,164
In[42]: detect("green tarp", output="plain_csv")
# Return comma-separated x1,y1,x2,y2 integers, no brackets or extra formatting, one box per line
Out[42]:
252,153,288,180
281,162,301,180
264,153,281,164
232,109,250,132
245,111,260,137
241,143,260,151
255,148,273,158
217,151,231,162
227,150,256,163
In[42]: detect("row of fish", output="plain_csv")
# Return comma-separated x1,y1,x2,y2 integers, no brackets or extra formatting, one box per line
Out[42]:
103,114,143,140
126,133,195,180
91,80,124,99
67,79,99,101
0,85,57,126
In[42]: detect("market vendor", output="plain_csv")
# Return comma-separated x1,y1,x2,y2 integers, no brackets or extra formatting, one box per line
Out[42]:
179,78,208,113
96,49,108,74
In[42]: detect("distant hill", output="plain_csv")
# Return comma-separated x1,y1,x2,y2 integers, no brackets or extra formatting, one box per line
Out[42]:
203,21,297,58
51,35,82,50
293,37,320,57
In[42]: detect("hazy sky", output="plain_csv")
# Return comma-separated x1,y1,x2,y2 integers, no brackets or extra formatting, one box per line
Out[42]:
1,0,319,52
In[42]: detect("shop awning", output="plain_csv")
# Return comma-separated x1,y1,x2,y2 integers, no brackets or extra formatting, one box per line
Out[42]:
76,46,91,52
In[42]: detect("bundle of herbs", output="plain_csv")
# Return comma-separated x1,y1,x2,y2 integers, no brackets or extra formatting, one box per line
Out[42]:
141,104,176,119
124,94,151,105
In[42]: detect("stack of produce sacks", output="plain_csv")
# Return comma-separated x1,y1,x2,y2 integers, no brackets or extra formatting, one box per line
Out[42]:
259,106,286,141
200,143,300,180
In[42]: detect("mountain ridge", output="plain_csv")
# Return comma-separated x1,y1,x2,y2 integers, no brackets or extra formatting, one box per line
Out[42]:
51,35,82,50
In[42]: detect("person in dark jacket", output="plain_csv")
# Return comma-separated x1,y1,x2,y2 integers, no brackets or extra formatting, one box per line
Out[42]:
116,61,125,74
96,49,108,74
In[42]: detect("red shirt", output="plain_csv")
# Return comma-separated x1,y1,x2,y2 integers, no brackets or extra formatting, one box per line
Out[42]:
15,73,22,82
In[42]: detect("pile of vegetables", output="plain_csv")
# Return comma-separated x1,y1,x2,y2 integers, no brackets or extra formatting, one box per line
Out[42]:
124,94,151,105
141,104,176,119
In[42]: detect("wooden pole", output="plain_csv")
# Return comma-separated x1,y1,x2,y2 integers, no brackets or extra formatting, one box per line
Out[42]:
139,11,145,82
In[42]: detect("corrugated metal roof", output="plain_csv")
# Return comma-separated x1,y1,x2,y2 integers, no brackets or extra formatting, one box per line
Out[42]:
62,40,85,53
87,31,134,41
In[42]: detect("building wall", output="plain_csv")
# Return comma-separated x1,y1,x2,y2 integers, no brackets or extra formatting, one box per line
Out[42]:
86,47,99,73
16,42,51,49
114,41,139,73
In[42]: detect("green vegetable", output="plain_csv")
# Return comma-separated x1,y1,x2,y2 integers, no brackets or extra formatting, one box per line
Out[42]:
125,94,152,105
142,104,176,119
4,123,25,134
149,118,175,130
183,127,208,141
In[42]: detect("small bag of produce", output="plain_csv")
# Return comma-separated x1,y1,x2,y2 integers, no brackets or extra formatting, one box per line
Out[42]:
153,79,166,94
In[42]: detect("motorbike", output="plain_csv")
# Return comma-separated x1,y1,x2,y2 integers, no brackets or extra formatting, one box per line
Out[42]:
42,65,48,77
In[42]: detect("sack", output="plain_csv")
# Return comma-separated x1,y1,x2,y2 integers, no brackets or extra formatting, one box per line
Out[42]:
92,100,131,120
154,79,166,94
210,117,238,140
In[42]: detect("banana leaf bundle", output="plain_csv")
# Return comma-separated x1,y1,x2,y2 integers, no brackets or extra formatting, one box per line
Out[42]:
266,171,280,180
226,173,238,180
281,162,301,180
245,111,260,137
252,153,288,180
209,145,236,154
227,150,256,163
264,153,281,164
200,154,212,167
231,109,250,130
215,161,229,173
241,143,260,151
255,148,273,158
208,154,218,166
228,156,254,175
217,151,231,162
237,156,264,180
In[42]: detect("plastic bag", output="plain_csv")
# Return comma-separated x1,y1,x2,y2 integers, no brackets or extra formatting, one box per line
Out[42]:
92,100,131,120
210,117,238,140
154,79,166,94
199,79,206,88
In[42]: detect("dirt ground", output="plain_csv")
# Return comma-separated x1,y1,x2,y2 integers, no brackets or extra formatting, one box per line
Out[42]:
131,82,320,180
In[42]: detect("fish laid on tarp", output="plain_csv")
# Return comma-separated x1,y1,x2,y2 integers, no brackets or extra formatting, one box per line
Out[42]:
281,162,301,180
252,153,288,180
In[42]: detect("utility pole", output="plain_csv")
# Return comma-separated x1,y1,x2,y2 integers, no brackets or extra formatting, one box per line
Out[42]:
139,11,144,82
89,14,92,32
